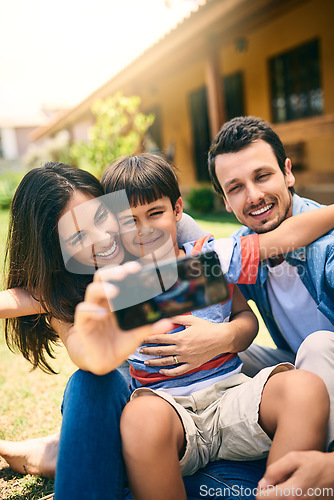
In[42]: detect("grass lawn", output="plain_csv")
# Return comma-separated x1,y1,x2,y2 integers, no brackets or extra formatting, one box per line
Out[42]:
0,208,274,499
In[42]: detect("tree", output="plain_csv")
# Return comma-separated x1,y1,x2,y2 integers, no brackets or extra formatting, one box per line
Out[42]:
70,93,155,178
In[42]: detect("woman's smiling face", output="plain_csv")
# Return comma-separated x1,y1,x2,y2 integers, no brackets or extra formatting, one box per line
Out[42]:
58,191,125,271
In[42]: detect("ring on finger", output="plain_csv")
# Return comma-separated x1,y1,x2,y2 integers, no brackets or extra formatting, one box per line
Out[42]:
173,355,179,364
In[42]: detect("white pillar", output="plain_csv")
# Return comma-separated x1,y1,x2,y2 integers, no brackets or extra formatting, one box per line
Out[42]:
1,127,18,159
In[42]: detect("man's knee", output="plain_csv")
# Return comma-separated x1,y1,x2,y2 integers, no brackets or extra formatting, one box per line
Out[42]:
296,330,334,366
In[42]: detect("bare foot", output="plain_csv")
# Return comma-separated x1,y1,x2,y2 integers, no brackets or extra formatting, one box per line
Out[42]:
0,433,59,477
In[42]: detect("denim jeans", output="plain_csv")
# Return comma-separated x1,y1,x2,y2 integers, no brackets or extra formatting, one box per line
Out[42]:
123,459,267,499
55,368,266,500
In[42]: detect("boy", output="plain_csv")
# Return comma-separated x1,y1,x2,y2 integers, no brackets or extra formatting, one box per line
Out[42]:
100,153,332,500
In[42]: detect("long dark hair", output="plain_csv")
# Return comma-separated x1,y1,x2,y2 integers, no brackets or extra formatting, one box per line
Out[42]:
5,162,104,373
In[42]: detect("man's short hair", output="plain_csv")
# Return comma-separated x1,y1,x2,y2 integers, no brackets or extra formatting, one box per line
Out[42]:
208,116,294,196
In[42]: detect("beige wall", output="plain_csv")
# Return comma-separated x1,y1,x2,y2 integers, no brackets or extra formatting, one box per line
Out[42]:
72,118,94,143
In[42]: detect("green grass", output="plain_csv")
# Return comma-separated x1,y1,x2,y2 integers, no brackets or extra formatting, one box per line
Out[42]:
0,209,76,498
0,207,274,498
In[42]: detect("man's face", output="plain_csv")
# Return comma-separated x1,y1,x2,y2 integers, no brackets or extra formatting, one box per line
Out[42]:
215,139,295,233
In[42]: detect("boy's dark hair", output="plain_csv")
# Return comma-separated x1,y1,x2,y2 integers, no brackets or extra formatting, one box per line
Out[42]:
208,116,294,196
101,153,181,209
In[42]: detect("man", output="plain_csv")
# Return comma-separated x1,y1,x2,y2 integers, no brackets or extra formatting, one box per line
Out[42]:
208,115,334,495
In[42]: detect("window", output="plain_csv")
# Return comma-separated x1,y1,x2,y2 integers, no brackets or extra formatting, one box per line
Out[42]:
189,87,211,181
189,74,246,181
269,39,323,123
223,72,245,121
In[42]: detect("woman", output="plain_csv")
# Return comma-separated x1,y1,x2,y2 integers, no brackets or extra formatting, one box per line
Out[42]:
3,162,125,372
0,160,267,499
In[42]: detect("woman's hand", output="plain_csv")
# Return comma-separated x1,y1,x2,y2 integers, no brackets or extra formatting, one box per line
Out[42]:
64,262,174,375
257,450,334,499
140,315,230,376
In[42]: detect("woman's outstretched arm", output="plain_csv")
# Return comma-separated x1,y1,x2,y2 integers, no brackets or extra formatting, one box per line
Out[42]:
0,288,44,318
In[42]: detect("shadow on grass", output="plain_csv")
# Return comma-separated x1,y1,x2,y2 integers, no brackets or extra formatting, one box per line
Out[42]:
0,465,54,500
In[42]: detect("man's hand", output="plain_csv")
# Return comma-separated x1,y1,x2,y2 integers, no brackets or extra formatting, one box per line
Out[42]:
140,314,229,376
257,451,334,499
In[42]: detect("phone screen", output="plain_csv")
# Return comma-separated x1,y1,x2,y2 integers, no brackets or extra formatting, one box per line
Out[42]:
109,251,229,330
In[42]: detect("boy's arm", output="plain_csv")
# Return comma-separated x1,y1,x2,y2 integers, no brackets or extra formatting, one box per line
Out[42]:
0,288,44,318
258,204,334,260
141,285,258,377
226,285,259,352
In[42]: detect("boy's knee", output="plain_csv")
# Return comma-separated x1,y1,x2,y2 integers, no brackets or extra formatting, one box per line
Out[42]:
121,396,178,451
282,369,329,409
268,369,328,403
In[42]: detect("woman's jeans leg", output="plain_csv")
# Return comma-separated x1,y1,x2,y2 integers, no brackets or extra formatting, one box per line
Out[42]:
55,369,130,500
183,458,267,500
123,458,267,499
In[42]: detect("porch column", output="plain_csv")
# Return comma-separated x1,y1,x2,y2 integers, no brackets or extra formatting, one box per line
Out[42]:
205,38,226,138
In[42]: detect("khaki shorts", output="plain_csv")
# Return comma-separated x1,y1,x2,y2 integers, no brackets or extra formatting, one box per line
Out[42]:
131,363,294,476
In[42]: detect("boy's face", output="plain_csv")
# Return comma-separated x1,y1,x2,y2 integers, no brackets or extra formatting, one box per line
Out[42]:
215,139,295,233
117,196,183,263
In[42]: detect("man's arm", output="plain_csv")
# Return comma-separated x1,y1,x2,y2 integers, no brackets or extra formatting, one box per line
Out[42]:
257,450,334,500
258,204,334,261
176,213,209,246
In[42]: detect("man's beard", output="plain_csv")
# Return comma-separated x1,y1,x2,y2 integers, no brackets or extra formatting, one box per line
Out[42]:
250,193,293,234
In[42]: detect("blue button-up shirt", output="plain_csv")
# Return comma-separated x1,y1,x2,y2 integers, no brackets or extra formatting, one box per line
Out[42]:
234,194,334,354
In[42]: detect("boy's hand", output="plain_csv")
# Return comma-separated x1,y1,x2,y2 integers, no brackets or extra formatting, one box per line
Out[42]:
140,315,228,376
67,262,174,375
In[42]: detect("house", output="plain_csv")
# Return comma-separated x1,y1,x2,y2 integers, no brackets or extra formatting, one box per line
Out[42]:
0,116,44,167
31,0,334,203
0,108,68,171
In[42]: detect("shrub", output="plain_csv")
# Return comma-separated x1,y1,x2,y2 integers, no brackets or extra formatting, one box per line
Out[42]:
186,186,215,213
70,93,155,178
0,172,25,209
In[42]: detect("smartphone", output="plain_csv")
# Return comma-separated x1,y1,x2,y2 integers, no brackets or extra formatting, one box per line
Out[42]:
108,250,230,330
